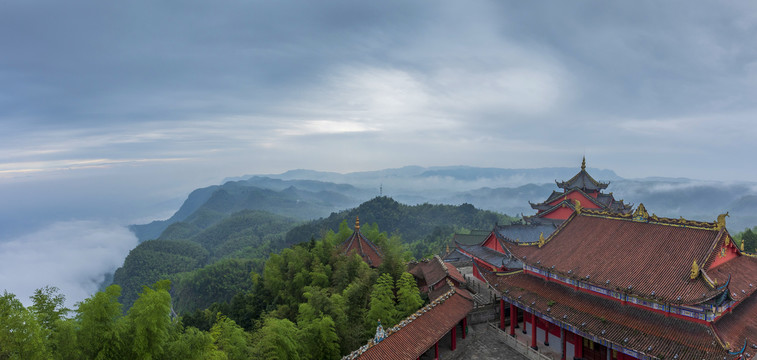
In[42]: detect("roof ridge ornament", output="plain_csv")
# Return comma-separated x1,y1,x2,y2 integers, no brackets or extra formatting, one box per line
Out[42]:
632,203,649,222
355,216,360,231
690,260,699,280
572,199,582,214
538,232,545,248
581,156,586,170
716,212,729,231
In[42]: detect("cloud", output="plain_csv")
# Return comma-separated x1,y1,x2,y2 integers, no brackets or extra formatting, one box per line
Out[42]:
0,221,138,307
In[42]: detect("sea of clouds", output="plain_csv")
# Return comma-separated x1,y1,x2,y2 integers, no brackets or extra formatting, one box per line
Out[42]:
0,221,138,308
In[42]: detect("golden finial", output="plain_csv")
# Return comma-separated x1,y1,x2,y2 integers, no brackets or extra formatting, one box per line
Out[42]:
581,156,586,170
690,260,699,280
538,232,545,248
716,212,729,231
572,199,582,214
741,239,745,252
446,244,450,254
355,216,360,231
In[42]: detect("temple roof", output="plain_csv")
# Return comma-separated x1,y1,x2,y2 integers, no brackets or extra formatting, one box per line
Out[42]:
344,282,473,360
456,242,523,269
484,271,744,359
339,217,383,268
555,157,609,192
407,255,465,292
495,223,558,244
452,230,492,245
505,206,757,305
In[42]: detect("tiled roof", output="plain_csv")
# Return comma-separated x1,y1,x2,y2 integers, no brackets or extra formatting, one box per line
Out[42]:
445,263,466,284
505,210,730,304
442,248,472,263
408,257,467,300
555,159,609,191
484,272,728,359
496,223,558,244
706,254,757,304
340,229,383,268
453,231,491,245
345,282,473,360
714,280,757,353
457,243,522,269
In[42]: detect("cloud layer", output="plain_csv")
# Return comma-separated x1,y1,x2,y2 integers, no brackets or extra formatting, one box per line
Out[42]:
0,221,138,307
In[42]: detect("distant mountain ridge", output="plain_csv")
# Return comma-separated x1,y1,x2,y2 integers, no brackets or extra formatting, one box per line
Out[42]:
135,165,757,242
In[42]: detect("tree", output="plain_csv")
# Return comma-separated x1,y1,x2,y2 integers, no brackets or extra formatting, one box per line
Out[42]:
365,273,397,330
164,326,224,360
0,291,50,359
30,285,69,333
252,317,302,360
76,285,125,360
741,228,757,253
127,280,173,360
211,315,252,360
297,313,340,360
395,272,423,319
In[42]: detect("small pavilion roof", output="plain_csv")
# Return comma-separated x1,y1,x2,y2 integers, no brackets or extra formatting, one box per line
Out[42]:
340,217,383,268
407,255,463,290
555,157,609,192
344,282,473,360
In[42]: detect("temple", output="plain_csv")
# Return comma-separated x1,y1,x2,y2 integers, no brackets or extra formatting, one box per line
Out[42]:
527,157,631,224
340,217,384,268
457,159,632,279
453,159,757,359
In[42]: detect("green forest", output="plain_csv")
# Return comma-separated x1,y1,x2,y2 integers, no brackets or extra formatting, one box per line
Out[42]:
2,223,420,359
1,197,513,359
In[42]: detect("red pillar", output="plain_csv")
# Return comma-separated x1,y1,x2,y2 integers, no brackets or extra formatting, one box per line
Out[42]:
544,321,550,346
509,303,516,336
462,318,467,339
522,312,528,334
451,326,457,351
575,334,583,359
500,298,506,330
561,328,566,360
530,311,538,350
434,341,439,360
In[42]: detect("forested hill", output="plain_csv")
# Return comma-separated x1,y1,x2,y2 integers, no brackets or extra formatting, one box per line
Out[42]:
113,196,514,312
130,178,369,241
285,196,516,258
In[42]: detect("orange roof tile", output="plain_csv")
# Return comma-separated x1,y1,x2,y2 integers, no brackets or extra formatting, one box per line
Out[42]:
340,229,383,268
346,285,473,360
484,271,729,359
506,210,727,304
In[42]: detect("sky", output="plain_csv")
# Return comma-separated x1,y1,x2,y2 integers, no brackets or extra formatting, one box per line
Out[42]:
2,0,757,305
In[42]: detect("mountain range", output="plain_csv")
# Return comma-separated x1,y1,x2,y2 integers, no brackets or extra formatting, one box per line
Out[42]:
133,165,757,241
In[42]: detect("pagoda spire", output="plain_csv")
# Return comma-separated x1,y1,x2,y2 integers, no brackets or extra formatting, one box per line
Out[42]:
581,156,586,170
355,216,360,231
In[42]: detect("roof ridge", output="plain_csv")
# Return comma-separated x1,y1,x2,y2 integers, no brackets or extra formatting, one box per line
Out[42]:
579,206,720,231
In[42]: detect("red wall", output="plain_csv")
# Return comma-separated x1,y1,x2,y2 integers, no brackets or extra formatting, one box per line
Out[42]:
541,206,575,220
482,233,505,253
708,241,740,269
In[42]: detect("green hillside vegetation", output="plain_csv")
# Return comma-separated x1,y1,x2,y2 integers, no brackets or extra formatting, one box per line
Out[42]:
130,182,361,242
113,210,298,310
3,223,424,359
286,196,517,258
